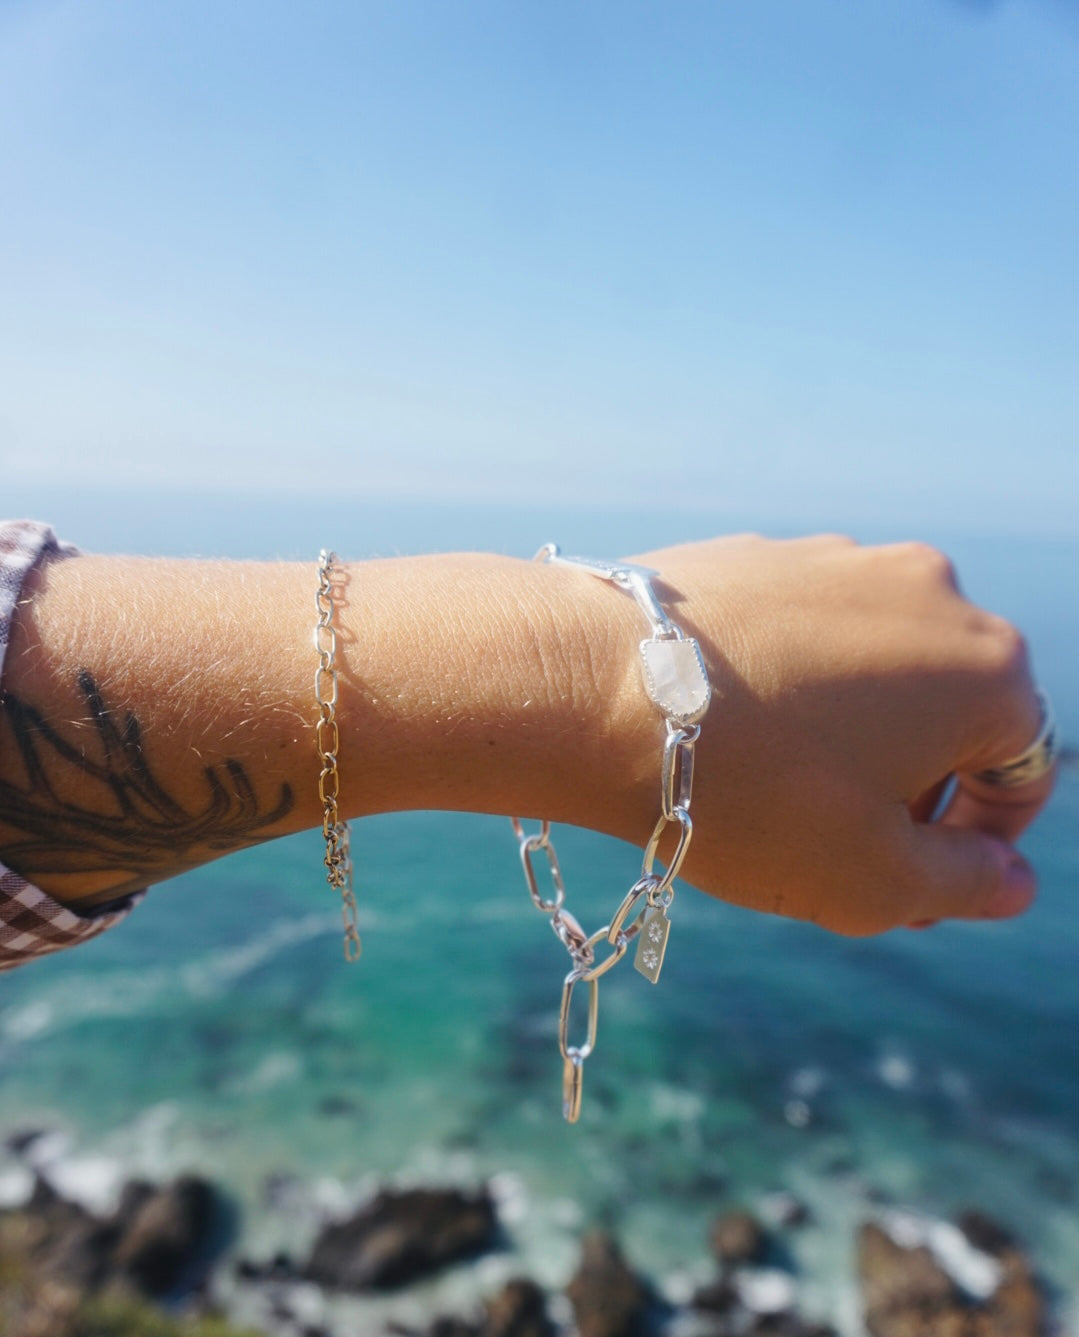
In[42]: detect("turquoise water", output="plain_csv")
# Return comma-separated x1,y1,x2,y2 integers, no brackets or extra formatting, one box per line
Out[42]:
0,496,1076,1333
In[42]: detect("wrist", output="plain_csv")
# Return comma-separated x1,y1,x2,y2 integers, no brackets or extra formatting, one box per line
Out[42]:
339,551,660,842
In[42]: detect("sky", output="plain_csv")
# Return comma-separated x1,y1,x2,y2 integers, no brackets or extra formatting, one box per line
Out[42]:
0,0,1077,537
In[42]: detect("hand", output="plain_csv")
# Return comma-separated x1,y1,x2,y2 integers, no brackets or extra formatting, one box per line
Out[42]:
602,534,1053,936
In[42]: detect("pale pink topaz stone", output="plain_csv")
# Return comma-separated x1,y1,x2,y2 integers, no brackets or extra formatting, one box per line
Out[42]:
638,636,711,726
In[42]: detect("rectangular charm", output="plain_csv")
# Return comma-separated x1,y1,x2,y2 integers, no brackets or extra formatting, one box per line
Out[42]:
634,906,671,984
562,1053,584,1123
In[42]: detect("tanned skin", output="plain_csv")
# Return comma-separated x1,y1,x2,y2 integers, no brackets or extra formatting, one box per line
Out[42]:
0,536,1053,933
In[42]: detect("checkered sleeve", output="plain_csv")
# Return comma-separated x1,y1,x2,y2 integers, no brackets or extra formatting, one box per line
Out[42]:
0,520,145,972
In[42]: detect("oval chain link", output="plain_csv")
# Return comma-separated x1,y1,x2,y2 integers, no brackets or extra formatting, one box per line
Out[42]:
316,550,361,963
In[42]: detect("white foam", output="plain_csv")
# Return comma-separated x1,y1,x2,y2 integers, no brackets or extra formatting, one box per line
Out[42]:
0,1164,33,1207
879,1210,1002,1300
735,1266,798,1314
489,1170,529,1224
1,999,55,1042
181,912,339,996
790,1066,827,1098
649,1084,705,1124
45,1153,125,1215
877,1053,916,1090
784,1098,812,1128
19,1127,71,1168
229,1050,301,1094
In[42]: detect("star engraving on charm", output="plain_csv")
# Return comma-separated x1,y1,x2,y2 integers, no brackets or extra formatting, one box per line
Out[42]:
648,920,665,943
642,948,660,970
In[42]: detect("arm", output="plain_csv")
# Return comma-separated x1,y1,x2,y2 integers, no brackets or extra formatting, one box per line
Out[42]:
0,535,1052,934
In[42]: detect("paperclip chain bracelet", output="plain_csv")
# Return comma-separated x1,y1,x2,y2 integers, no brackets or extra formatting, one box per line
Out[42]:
315,549,362,963
510,544,713,1122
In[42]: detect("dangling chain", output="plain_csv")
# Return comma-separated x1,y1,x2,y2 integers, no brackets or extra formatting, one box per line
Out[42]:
315,550,362,963
510,545,713,1122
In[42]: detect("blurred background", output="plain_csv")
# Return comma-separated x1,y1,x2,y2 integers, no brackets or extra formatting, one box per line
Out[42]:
0,3,1077,1335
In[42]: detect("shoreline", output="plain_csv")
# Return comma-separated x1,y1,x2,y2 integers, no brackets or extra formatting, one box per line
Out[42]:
0,1122,1062,1337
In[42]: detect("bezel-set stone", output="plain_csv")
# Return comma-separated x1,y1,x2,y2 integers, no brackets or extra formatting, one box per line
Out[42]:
638,636,712,726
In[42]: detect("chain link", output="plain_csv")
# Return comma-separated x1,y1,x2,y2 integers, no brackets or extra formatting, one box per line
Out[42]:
510,544,713,1122
316,550,361,963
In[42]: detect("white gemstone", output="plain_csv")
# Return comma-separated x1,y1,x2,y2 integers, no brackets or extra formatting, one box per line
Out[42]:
638,637,711,725
642,949,659,970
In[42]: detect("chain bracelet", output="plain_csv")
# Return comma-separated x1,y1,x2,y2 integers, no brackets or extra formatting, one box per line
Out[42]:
510,544,712,1123
315,549,361,963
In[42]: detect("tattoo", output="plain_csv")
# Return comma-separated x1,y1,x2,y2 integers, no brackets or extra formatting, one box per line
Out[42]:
0,669,294,889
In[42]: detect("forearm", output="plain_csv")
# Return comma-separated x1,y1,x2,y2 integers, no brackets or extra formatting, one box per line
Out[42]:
0,551,657,908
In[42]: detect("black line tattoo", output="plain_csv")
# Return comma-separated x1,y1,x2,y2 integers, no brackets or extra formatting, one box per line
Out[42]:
0,669,294,887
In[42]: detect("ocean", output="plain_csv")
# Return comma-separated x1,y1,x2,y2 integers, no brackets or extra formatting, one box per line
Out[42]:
0,492,1075,1335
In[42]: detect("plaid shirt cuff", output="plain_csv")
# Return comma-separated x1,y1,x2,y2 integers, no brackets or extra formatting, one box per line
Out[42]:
0,520,144,971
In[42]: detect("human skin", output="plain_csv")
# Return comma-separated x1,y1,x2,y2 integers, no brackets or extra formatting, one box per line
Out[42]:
0,534,1053,934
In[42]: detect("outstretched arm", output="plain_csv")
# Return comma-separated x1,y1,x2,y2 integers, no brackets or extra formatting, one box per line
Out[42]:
0,535,1053,933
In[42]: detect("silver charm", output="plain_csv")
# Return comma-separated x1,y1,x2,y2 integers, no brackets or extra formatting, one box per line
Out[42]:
562,1052,585,1123
634,906,671,984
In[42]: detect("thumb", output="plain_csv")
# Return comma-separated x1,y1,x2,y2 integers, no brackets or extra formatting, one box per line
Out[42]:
898,822,1038,925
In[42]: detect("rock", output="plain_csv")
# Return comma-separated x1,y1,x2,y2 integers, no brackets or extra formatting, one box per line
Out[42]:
234,1249,298,1281
857,1217,1045,1337
711,1210,768,1267
305,1186,499,1291
957,1210,1016,1258
692,1275,738,1314
484,1277,554,1337
749,1318,837,1336
955,1208,1046,1335
427,1321,480,1337
565,1230,651,1337
760,1192,811,1230
0,1169,225,1337
3,1126,52,1159
110,1174,220,1296
858,1221,957,1335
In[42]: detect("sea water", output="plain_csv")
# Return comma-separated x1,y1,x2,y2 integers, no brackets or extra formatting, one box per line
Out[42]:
0,493,1075,1333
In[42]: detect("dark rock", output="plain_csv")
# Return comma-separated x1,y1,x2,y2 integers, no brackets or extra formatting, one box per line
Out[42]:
565,1230,651,1337
110,1173,220,1296
765,1193,811,1229
749,1318,837,1336
692,1275,739,1314
234,1249,298,1281
305,1186,499,1291
711,1210,768,1267
484,1277,554,1337
4,1126,53,1159
317,1094,359,1118
957,1210,1016,1259
428,1321,480,1337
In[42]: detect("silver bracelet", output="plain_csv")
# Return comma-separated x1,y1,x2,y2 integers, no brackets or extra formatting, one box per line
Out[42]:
509,544,712,1122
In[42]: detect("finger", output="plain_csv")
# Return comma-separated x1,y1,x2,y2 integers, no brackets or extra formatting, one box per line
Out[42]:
907,775,952,825
939,768,1055,843
896,821,1037,925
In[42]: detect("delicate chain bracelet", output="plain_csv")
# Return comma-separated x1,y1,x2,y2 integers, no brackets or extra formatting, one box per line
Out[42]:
315,550,362,963
510,544,713,1122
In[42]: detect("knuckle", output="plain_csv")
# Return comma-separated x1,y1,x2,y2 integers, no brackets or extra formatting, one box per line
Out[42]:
899,540,958,586
810,531,857,548
978,615,1030,683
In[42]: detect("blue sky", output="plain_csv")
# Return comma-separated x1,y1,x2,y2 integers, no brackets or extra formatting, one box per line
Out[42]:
1,0,1077,536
